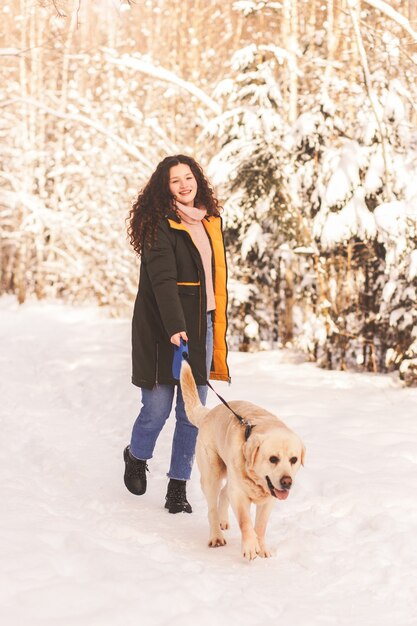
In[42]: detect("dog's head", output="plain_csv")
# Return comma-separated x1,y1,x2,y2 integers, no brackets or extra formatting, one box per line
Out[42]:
243,428,305,500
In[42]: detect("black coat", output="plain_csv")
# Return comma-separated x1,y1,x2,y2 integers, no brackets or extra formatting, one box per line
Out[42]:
131,214,229,389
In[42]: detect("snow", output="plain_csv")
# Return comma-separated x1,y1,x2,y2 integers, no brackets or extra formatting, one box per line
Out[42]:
364,149,385,194
106,53,221,116
323,140,363,208
382,278,397,303
408,250,417,281
364,0,417,43
0,47,20,55
231,44,258,71
383,88,405,122
1,296,417,626
374,201,406,236
293,112,317,142
316,188,376,248
241,222,265,260
227,278,255,305
243,314,259,339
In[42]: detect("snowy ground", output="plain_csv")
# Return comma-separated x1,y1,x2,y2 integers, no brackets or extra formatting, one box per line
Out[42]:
1,296,417,626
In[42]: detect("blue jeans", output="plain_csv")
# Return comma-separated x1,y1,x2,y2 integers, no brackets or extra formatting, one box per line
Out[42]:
130,312,213,481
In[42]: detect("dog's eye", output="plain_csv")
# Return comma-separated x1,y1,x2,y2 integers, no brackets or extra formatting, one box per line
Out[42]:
290,457,298,465
269,456,279,464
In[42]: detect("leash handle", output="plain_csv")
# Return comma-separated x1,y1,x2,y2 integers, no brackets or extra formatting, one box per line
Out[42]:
172,337,189,380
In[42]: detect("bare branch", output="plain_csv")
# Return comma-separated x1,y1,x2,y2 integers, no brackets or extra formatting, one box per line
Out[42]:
0,48,21,56
347,0,393,201
76,0,81,27
363,0,417,43
104,52,222,116
52,1,67,18
0,97,155,174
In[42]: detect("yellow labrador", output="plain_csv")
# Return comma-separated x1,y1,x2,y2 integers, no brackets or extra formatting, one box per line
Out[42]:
180,361,305,560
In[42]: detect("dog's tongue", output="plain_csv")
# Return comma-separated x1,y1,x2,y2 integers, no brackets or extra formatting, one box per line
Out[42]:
275,490,289,500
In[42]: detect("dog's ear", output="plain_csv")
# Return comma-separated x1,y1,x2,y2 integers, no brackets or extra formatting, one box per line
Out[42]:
301,442,306,466
243,434,262,469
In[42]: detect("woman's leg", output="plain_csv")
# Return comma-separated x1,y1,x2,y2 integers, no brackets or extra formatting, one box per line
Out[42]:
130,384,175,460
168,313,214,480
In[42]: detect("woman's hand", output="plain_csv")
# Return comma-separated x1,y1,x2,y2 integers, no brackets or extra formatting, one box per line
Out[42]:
170,331,188,347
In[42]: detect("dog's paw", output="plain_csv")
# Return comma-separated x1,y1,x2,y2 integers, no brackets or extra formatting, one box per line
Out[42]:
242,538,261,560
208,533,226,548
219,519,229,530
257,544,272,558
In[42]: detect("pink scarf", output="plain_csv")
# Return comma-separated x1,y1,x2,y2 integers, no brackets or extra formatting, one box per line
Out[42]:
175,202,215,312
175,201,207,224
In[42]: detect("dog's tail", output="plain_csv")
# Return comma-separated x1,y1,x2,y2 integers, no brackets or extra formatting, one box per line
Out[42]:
180,360,210,428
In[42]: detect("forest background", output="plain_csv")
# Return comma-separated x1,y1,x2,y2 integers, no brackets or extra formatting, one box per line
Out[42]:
1,0,417,384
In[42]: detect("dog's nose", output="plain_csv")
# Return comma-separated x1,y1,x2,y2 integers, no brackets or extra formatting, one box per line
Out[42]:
280,476,292,490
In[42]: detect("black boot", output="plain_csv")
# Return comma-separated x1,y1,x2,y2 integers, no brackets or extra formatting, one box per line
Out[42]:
165,478,192,514
123,446,149,495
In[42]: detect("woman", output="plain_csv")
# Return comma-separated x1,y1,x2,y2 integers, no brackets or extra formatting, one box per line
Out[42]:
124,155,229,514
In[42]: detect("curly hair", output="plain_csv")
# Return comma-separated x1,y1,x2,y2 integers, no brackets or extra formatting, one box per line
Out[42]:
127,154,222,256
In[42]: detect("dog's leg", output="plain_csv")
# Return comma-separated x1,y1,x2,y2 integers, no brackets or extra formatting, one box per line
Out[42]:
218,483,229,530
254,500,275,558
198,448,227,548
228,487,260,560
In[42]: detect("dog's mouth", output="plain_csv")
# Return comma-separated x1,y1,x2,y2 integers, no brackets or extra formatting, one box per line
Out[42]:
265,475,289,500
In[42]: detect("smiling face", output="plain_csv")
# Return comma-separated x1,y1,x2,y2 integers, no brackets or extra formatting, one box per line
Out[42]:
168,163,198,207
244,430,305,500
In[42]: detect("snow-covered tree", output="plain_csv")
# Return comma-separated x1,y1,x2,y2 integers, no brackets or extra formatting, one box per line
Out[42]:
204,1,417,383
293,81,417,380
206,43,306,349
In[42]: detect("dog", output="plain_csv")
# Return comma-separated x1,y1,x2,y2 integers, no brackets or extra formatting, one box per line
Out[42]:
180,360,305,560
